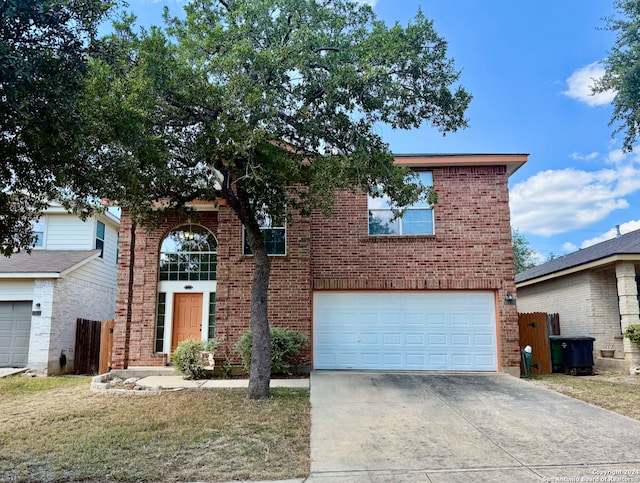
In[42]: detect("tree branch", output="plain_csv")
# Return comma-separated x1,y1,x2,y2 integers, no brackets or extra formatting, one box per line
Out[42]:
313,47,339,53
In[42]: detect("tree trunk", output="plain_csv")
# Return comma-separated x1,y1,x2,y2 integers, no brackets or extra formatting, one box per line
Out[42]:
217,166,272,399
246,233,272,399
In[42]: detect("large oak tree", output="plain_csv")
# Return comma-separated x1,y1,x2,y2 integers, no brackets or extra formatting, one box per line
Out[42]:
70,0,471,398
0,0,114,256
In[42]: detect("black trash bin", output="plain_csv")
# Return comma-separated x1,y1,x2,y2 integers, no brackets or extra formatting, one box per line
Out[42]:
552,336,595,376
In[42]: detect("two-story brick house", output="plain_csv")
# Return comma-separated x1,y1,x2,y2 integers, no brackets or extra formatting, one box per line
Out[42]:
0,202,120,374
112,153,527,375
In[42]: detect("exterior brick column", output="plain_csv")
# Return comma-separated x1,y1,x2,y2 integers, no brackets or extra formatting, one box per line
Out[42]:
615,262,640,368
111,209,134,369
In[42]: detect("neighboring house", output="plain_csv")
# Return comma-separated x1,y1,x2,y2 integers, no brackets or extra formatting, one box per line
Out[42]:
516,229,640,373
0,202,120,374
112,154,527,375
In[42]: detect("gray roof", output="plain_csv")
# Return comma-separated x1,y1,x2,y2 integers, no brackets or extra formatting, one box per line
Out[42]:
0,250,101,275
516,228,640,284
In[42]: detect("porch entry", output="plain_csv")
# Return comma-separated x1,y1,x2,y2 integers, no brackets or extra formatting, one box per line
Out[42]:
171,293,203,351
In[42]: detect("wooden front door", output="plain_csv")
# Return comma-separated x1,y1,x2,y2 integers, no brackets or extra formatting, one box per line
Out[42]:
172,293,203,352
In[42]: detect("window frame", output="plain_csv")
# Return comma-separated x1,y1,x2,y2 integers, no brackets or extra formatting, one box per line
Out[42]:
155,292,166,353
158,224,218,282
31,217,45,248
368,171,435,236
95,220,105,258
208,292,216,340
242,211,287,256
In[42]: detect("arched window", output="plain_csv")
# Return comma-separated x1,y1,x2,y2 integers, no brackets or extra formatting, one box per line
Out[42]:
159,225,217,281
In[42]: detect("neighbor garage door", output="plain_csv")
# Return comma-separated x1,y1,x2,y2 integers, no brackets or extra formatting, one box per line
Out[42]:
313,291,497,371
0,302,32,367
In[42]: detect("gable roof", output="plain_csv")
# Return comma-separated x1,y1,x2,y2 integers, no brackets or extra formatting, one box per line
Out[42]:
516,228,640,286
0,250,101,279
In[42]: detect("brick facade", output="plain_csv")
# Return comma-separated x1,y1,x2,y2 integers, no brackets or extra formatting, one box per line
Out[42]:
310,166,519,371
112,162,521,373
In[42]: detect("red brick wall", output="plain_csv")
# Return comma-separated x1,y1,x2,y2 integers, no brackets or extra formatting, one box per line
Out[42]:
310,166,520,371
113,211,220,368
112,207,312,368
214,205,312,364
112,164,519,372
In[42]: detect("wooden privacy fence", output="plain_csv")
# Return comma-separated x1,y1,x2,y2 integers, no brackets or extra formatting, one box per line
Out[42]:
517,312,560,375
99,319,115,375
74,318,114,375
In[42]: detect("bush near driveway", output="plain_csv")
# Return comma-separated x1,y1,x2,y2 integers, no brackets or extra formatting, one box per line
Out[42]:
0,376,310,482
236,327,309,375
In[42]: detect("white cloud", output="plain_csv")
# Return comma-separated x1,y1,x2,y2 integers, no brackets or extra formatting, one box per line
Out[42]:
563,62,615,107
562,242,578,252
510,164,640,236
570,152,599,161
607,149,627,164
606,148,640,165
580,219,640,248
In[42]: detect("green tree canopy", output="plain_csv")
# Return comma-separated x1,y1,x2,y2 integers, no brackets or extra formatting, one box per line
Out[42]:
71,0,471,398
593,0,640,152
512,228,538,274
0,0,114,256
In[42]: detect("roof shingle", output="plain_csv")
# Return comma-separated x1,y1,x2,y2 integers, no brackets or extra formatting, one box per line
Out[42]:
516,228,640,284
0,250,101,275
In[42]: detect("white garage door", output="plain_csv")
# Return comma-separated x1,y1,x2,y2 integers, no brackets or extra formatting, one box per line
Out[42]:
314,291,497,371
0,302,32,368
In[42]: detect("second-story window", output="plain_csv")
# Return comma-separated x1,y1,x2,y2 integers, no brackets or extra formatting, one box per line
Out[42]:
31,218,45,248
96,221,105,258
368,171,434,236
242,214,286,256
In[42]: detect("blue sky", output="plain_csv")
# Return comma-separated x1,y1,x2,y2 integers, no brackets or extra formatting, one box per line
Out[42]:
119,0,640,260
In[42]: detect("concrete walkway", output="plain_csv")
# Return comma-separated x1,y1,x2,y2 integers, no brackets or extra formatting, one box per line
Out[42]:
0,368,27,378
136,375,309,389
309,371,640,482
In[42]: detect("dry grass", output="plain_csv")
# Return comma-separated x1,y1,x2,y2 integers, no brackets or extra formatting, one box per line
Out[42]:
531,373,640,421
0,376,310,482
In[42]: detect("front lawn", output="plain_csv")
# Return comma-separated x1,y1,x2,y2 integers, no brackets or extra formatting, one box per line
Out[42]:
530,373,640,421
0,376,310,482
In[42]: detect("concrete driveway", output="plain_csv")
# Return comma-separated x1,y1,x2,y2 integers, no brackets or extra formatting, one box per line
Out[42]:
309,371,640,482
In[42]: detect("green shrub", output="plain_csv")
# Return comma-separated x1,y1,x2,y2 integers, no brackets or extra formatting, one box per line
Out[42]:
624,324,640,348
236,327,309,375
172,338,218,380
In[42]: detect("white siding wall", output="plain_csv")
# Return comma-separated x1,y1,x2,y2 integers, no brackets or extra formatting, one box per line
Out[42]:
38,212,119,270
69,220,119,291
41,214,94,250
